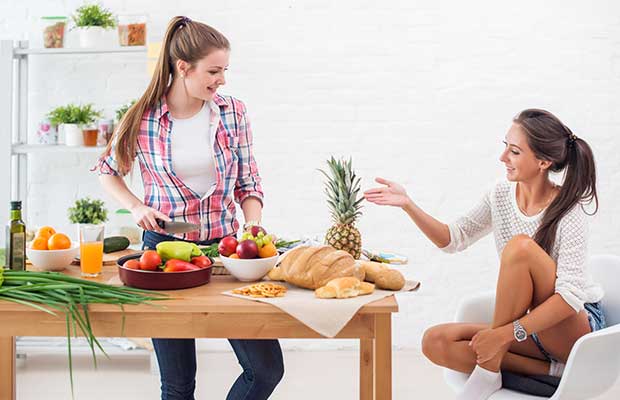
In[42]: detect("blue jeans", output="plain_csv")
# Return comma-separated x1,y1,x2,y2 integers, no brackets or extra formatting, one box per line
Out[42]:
143,231,285,400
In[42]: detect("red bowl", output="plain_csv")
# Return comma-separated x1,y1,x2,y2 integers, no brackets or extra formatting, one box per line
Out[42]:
117,253,212,290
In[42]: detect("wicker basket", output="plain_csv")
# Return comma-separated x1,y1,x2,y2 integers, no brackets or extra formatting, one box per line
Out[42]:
210,265,230,275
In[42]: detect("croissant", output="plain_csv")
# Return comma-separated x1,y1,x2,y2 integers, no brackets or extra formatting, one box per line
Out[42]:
277,245,365,290
315,277,375,299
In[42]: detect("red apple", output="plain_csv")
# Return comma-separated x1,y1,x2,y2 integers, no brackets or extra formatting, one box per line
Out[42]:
249,225,267,237
236,239,259,259
218,236,238,257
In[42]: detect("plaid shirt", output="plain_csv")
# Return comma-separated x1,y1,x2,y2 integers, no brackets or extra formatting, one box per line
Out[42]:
94,94,263,241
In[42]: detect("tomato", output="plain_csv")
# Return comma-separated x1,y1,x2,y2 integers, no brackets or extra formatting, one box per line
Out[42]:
140,250,162,271
191,255,212,269
124,259,142,270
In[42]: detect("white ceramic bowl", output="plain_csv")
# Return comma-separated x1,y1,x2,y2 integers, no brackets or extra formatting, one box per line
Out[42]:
219,255,279,282
26,245,79,271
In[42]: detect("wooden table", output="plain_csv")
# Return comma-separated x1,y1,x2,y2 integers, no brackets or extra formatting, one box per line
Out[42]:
0,264,398,400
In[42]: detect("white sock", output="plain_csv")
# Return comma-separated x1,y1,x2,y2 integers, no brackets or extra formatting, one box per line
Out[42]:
549,360,565,377
456,365,502,400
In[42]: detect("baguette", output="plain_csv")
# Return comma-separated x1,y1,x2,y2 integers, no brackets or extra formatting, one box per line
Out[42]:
356,260,406,291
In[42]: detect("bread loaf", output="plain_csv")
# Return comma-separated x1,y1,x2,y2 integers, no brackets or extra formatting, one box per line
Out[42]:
314,277,375,299
356,260,406,291
278,245,365,290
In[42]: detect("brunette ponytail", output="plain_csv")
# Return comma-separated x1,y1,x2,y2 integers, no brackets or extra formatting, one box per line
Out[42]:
513,109,598,254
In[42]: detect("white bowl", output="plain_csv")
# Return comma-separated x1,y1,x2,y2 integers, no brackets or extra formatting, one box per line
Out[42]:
26,245,79,271
219,255,279,282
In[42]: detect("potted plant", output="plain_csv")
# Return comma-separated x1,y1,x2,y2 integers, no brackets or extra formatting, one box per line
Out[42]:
68,197,108,241
72,3,116,48
48,104,101,146
115,99,137,124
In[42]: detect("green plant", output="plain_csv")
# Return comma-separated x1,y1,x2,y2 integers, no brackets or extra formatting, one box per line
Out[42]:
68,197,108,224
72,3,116,29
47,104,102,126
115,99,137,122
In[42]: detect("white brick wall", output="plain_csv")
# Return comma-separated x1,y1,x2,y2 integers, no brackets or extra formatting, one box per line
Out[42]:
2,0,619,351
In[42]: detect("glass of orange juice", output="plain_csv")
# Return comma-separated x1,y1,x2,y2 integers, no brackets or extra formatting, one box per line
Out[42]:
79,224,104,277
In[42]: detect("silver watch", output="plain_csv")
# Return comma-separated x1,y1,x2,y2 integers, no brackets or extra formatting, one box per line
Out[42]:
513,320,528,342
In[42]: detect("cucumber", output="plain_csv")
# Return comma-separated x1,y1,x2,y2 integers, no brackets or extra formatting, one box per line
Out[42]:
103,236,130,253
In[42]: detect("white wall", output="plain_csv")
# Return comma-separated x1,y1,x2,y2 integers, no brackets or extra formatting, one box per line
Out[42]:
2,0,619,351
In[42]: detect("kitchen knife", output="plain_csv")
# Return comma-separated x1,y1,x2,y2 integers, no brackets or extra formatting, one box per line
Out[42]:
156,220,200,234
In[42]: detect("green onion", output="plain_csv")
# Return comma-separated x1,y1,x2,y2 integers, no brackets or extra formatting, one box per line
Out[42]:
0,268,168,398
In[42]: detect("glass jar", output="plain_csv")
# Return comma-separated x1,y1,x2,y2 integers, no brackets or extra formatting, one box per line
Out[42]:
41,16,67,48
109,209,142,245
117,15,147,46
82,125,99,147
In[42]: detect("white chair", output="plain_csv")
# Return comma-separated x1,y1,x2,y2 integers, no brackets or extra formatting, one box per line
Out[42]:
444,254,620,399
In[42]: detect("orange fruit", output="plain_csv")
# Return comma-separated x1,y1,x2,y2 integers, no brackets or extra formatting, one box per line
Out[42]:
36,226,56,240
31,236,49,250
229,253,240,259
258,242,278,258
47,233,72,250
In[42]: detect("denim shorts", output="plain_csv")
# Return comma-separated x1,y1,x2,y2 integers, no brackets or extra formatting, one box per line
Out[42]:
530,302,607,362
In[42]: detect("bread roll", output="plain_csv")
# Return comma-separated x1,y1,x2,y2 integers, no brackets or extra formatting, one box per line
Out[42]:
356,260,406,291
358,281,375,296
314,277,375,299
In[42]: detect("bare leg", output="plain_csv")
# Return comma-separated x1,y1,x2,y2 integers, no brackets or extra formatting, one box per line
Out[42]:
422,323,549,376
482,234,592,370
479,235,557,371
422,234,592,391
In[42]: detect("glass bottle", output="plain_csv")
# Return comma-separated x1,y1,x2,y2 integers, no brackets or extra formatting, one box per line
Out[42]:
6,201,26,271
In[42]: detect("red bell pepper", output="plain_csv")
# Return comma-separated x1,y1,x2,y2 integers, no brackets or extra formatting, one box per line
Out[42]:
163,259,201,272
191,255,213,269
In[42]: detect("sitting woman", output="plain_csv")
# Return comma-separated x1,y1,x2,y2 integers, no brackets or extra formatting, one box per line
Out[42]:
364,109,605,400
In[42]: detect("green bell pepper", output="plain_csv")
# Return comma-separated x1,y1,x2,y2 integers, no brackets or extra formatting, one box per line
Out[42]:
156,241,202,262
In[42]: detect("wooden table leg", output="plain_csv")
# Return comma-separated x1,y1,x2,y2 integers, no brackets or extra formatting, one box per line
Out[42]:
0,336,16,400
374,314,392,400
360,338,374,400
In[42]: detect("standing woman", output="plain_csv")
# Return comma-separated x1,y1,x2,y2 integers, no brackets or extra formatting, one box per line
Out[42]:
95,16,284,400
364,109,605,400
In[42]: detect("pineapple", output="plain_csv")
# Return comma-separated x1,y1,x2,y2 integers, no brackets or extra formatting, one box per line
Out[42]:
320,157,363,259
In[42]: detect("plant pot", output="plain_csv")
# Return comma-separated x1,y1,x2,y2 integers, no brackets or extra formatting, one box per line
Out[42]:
82,128,98,146
76,26,112,48
63,124,83,146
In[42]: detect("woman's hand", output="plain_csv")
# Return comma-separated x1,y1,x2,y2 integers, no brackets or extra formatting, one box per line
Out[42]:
129,203,171,233
364,177,411,208
470,327,512,365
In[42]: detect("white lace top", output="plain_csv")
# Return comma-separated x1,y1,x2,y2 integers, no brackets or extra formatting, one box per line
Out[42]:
441,181,604,312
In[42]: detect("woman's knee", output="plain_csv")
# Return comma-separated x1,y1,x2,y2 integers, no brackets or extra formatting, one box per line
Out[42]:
501,234,538,265
241,341,284,386
421,325,450,365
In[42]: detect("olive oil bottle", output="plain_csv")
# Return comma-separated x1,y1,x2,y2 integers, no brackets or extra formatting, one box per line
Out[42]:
5,201,26,270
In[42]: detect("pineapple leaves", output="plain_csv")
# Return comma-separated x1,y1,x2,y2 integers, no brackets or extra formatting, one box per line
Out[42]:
320,156,363,225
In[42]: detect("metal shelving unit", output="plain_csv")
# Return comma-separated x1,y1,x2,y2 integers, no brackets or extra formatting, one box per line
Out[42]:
1,40,148,355
1,40,146,224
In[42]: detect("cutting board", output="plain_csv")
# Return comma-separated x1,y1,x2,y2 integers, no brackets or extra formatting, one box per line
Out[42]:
102,249,140,265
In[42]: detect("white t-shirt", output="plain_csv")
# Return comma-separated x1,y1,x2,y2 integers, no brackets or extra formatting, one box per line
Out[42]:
441,180,604,312
170,101,219,197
